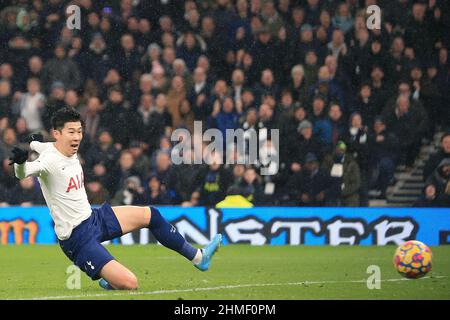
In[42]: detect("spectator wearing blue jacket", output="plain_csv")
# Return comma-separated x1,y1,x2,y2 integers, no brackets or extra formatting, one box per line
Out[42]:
309,66,345,110
208,96,242,146
311,94,332,149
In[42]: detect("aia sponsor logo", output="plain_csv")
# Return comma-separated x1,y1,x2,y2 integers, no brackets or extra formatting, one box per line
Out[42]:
66,172,85,193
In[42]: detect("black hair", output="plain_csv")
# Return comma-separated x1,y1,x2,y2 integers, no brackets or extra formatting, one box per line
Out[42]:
360,80,371,89
51,107,83,130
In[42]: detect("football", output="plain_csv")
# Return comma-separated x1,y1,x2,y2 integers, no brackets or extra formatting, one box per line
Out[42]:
393,240,432,279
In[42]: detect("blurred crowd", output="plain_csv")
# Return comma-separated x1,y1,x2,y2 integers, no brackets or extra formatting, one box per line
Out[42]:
0,0,449,208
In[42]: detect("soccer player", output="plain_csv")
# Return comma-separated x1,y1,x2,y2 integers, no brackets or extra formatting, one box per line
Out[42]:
9,107,222,290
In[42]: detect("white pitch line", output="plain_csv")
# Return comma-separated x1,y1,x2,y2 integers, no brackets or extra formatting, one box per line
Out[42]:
17,275,447,300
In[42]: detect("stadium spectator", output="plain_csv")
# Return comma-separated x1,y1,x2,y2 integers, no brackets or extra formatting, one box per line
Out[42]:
416,159,450,207
141,43,162,75
304,0,321,27
351,82,378,128
86,180,110,205
100,69,123,101
0,79,12,120
64,90,81,111
328,103,347,147
369,65,392,114
327,28,347,61
342,113,370,205
172,147,204,203
0,63,16,92
113,34,141,82
191,152,233,206
385,0,411,30
40,44,81,93
11,77,45,132
310,65,345,110
318,10,333,42
332,3,353,34
286,152,331,206
13,117,30,143
130,93,165,152
288,65,308,105
232,166,264,205
178,99,195,133
84,129,120,177
423,133,450,181
79,96,102,144
208,96,241,143
288,120,324,172
167,75,187,130
249,26,279,79
383,94,428,169
144,175,172,205
322,141,361,206
154,93,173,136
404,2,432,62
7,176,45,206
84,33,113,87
111,176,146,207
176,30,205,72
150,151,178,202
99,87,133,148
128,141,151,180
311,95,332,146
230,68,245,105
0,127,17,162
42,81,66,130
108,150,141,197
368,117,399,200
290,24,317,69
27,56,43,82
188,67,211,121
418,63,444,135
7,35,33,90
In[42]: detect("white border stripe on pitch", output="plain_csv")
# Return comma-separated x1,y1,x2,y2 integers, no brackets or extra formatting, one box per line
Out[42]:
17,275,447,300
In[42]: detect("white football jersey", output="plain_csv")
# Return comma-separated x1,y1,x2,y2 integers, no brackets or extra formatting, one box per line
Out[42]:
14,141,92,240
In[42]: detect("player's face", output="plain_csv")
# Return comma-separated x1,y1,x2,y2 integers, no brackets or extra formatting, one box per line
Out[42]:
54,121,83,156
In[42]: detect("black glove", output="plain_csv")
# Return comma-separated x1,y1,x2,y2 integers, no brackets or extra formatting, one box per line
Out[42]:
25,132,44,143
9,147,29,165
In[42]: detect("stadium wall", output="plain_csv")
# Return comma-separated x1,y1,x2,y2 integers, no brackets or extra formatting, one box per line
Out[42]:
0,207,449,246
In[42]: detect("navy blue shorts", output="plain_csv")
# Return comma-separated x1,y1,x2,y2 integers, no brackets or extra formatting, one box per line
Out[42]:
58,202,123,280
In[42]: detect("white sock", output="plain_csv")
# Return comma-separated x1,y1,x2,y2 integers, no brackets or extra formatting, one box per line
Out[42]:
192,249,203,265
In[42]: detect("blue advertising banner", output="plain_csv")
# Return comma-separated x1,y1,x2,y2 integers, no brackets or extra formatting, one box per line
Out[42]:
0,206,55,244
0,206,449,245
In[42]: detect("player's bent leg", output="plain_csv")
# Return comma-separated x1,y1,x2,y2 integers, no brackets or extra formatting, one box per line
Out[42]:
111,205,151,234
111,205,197,260
111,204,198,261
111,205,222,271
146,206,222,271
99,260,138,290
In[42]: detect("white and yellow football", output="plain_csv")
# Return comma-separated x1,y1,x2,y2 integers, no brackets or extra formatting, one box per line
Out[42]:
393,240,432,279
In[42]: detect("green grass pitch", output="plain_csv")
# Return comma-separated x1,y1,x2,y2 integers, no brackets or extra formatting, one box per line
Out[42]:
0,245,449,300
